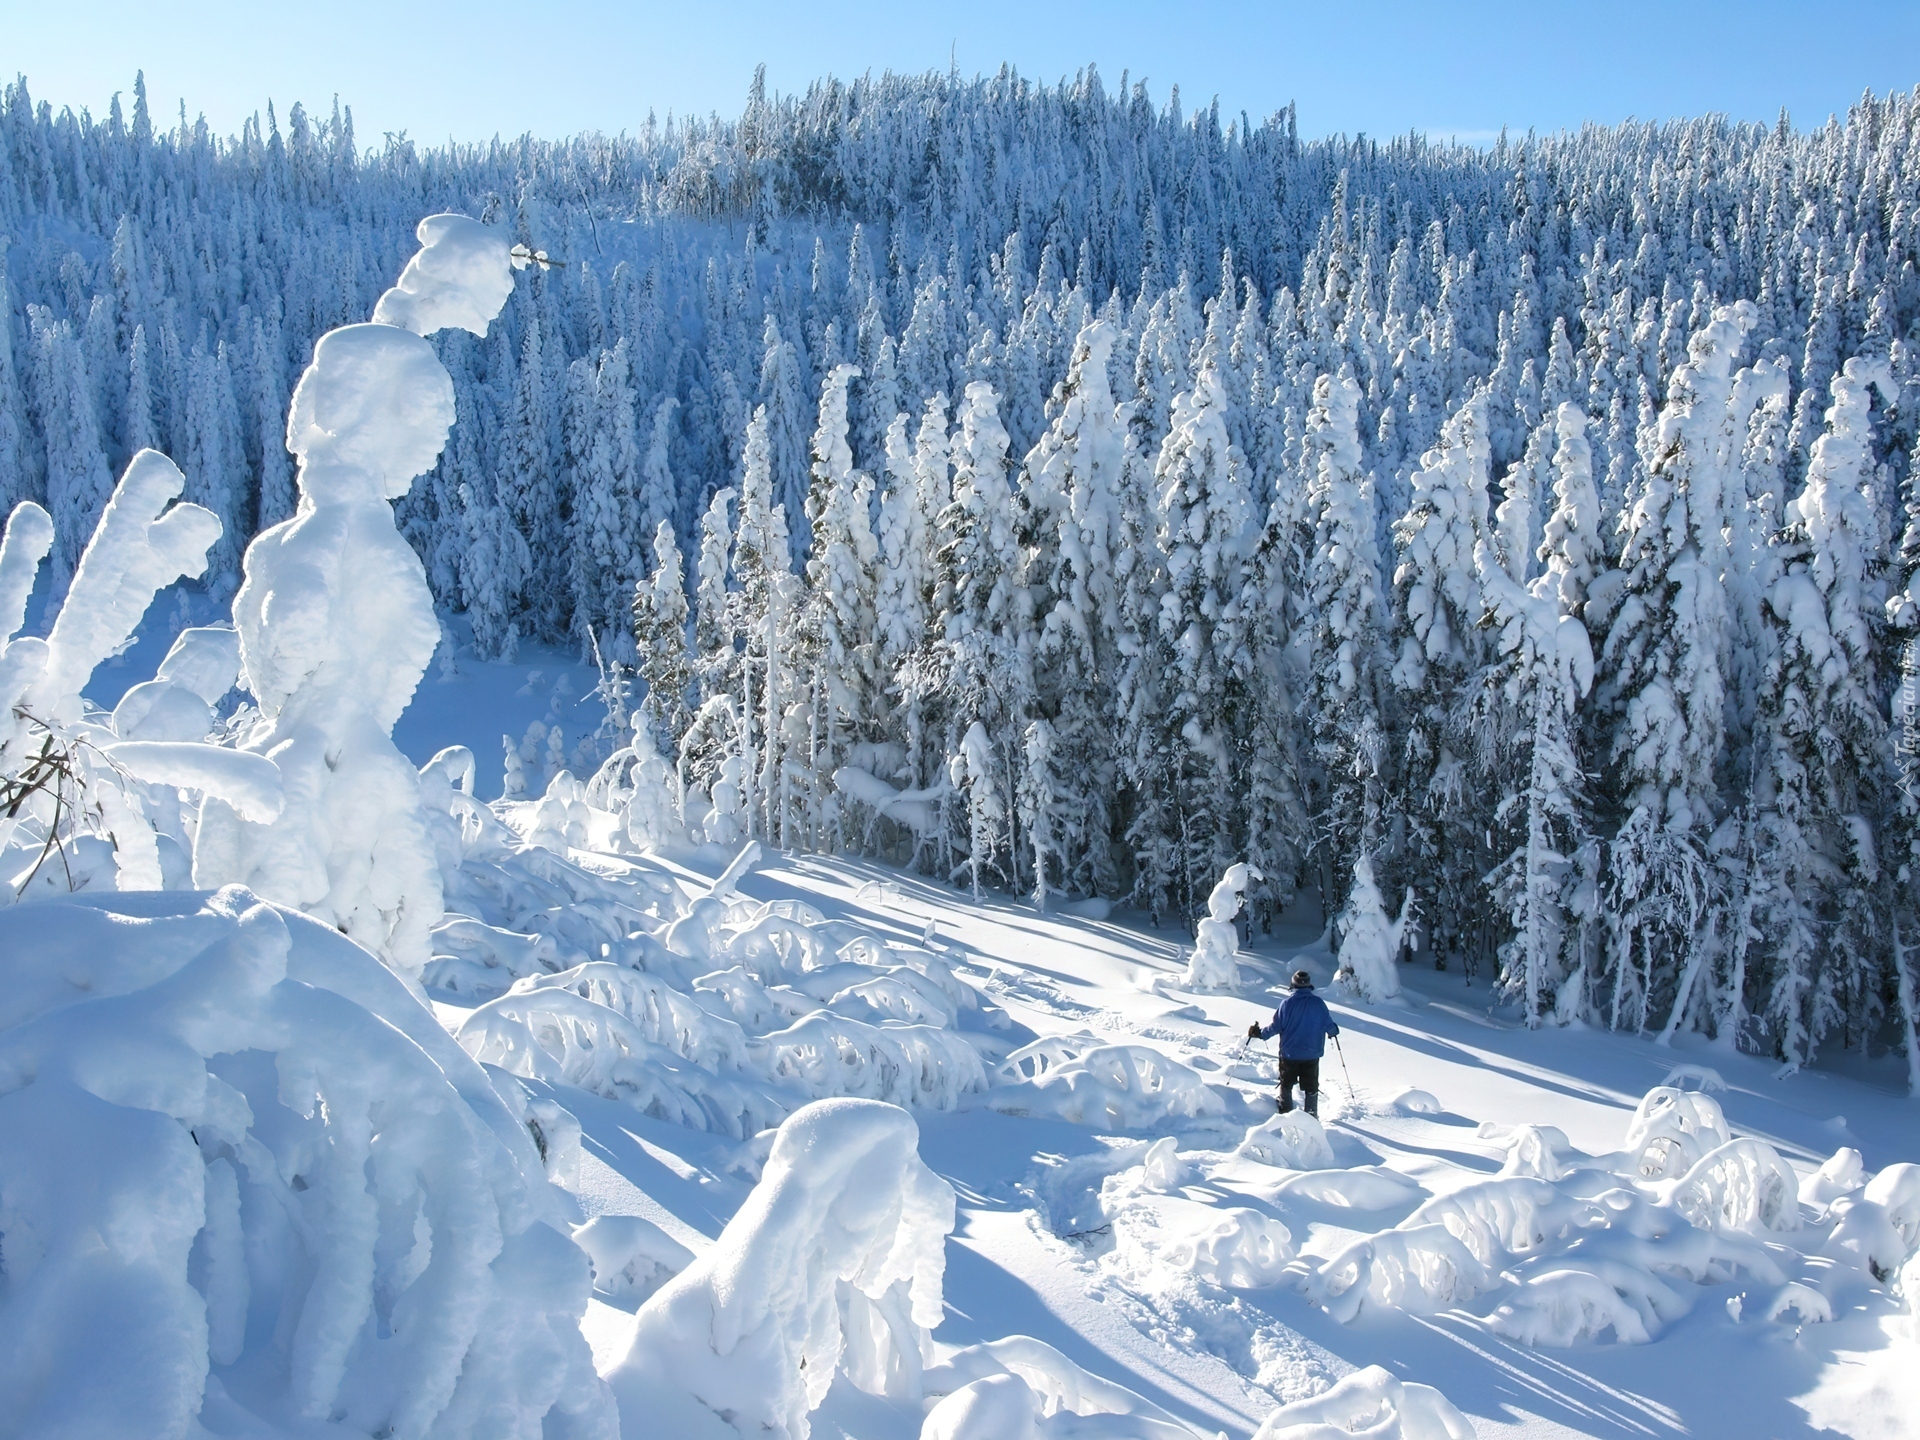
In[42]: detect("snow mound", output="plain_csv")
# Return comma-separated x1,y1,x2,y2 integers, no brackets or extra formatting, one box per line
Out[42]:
1273,1085,1800,1341
0,886,613,1439
920,1336,1200,1440
1252,1365,1474,1440
992,1035,1226,1128
1386,1087,1442,1115
1237,1112,1338,1170
606,1097,954,1440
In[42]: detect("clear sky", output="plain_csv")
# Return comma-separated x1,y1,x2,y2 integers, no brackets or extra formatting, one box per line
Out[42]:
11,1,1919,148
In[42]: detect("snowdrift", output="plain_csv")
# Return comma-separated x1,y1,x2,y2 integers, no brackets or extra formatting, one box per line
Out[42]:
0,887,613,1440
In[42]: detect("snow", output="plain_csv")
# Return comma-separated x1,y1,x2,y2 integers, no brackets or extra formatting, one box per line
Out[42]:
1185,863,1257,992
605,1097,954,1440
5,170,1920,1440
1251,1365,1473,1440
0,886,614,1439
197,215,515,978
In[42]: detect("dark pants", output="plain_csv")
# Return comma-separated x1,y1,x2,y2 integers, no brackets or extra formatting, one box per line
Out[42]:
1278,1058,1321,1117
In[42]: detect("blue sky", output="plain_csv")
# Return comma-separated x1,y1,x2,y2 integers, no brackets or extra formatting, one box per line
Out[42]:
13,1,1919,147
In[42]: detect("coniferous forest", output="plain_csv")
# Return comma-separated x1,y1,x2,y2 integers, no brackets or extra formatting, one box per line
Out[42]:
5,68,1920,1072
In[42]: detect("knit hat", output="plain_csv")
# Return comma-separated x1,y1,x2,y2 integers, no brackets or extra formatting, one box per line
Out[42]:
1291,970,1313,989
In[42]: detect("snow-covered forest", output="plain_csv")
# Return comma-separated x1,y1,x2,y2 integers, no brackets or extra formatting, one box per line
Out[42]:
4,69,1920,1073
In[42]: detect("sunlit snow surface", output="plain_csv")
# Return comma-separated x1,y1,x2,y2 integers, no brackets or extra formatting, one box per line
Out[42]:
425,828,1918,1440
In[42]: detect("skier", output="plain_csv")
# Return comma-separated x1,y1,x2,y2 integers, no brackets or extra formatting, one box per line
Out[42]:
1247,970,1340,1117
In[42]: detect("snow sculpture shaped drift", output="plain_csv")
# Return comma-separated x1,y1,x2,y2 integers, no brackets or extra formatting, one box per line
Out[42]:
196,215,514,978
0,886,614,1440
1184,861,1258,990
606,1097,954,1440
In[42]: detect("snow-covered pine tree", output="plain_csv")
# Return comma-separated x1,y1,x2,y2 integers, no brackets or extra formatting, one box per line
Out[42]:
1388,388,1493,969
1299,370,1390,921
938,381,1022,894
632,519,693,756
1152,326,1261,912
1024,319,1131,900
795,363,878,848
29,310,113,593
1887,419,1920,1097
1753,356,1895,1070
641,395,679,543
1594,302,1756,1037
1476,472,1596,1026
730,406,798,843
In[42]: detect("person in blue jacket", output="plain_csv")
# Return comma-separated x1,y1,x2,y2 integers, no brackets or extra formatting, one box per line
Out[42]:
1248,970,1340,1117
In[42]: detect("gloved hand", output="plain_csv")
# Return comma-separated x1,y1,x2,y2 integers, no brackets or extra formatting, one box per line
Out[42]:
1247,1023,1260,1040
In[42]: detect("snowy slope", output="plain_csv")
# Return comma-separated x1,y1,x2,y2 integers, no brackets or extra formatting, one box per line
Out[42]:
436,841,1920,1440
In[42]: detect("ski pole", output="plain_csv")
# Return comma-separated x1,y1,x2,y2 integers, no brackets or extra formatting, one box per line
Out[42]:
1332,1033,1355,1097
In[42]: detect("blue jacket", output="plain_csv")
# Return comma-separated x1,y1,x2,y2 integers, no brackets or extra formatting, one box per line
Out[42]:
1258,987,1339,1059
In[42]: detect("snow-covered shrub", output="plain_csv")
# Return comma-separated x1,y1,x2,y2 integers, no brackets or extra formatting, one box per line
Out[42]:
606,1098,953,1440
1485,1264,1684,1345
1300,1223,1498,1322
572,1214,697,1304
1482,1122,1571,1179
1825,1163,1920,1280
0,886,613,1439
1159,1207,1296,1289
1,460,274,897
1251,1364,1474,1440
1332,854,1402,1001
1183,862,1256,991
920,1336,1198,1440
1622,1086,1731,1179
1798,1147,1866,1213
196,215,513,980
990,1036,1226,1128
1236,1111,1337,1170
1666,1137,1802,1235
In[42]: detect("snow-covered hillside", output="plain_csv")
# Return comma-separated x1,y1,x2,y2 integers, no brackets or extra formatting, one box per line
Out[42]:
1,200,1916,1440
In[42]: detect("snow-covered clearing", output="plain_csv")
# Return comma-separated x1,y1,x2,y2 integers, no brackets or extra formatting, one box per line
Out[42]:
444,833,1920,1440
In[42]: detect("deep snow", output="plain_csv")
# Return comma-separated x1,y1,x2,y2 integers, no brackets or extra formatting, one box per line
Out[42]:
454,834,1920,1440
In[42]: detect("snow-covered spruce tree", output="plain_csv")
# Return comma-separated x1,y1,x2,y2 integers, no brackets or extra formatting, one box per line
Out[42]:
1023,319,1131,902
1388,388,1493,969
1298,370,1390,921
870,398,955,862
632,518,693,752
729,406,798,844
938,381,1023,895
1591,302,1755,1036
566,338,641,647
1475,456,1597,1027
795,363,878,849
1888,421,1920,1097
1151,326,1265,914
195,215,516,980
1752,356,1896,1071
